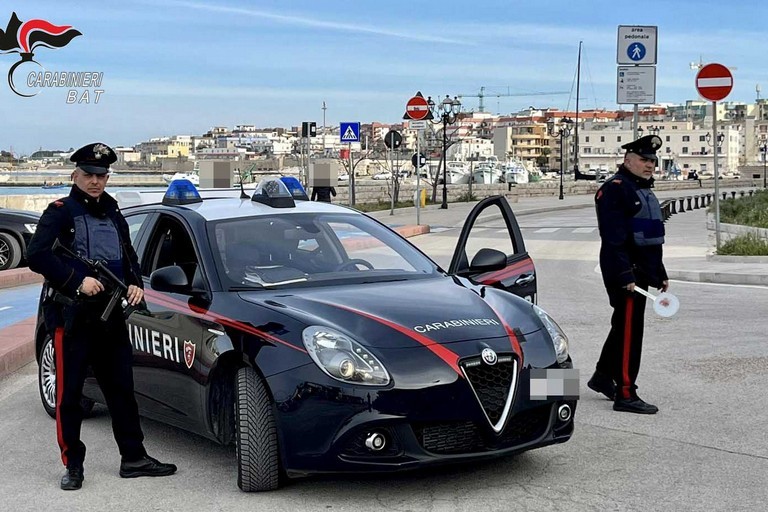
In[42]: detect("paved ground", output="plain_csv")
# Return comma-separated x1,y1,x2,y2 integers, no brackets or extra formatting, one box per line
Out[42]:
0,185,765,379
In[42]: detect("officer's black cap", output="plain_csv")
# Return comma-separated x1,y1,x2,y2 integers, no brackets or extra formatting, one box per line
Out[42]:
621,134,662,161
69,142,117,175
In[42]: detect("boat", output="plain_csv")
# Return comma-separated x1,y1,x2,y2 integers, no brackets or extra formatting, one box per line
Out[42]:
41,183,68,189
502,161,529,184
442,161,471,184
162,171,199,186
471,162,504,184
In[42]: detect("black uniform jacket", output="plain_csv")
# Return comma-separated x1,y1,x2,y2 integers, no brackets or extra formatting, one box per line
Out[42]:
27,185,143,298
595,166,668,289
311,186,336,202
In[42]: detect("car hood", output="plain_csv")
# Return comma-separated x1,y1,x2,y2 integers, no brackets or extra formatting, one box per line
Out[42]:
0,208,41,221
238,277,541,348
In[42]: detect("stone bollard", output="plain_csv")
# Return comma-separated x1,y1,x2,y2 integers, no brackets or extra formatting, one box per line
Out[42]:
670,200,677,214
706,193,712,205
722,192,727,200
740,190,745,197
749,189,754,196
694,196,700,209
686,196,693,211
679,198,686,212
731,191,736,199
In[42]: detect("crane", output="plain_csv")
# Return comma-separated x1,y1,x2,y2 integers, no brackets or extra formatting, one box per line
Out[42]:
457,86,570,113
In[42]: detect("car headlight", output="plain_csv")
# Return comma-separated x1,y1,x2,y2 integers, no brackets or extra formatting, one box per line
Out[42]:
302,326,390,386
24,223,37,233
532,305,570,364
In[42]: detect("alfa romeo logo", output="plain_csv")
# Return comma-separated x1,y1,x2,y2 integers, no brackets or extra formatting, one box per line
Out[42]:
481,348,497,366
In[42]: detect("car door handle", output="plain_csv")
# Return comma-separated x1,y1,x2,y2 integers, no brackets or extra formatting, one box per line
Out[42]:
515,273,535,286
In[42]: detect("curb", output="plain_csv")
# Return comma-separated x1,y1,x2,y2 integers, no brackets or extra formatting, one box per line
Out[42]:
0,317,36,380
666,269,768,287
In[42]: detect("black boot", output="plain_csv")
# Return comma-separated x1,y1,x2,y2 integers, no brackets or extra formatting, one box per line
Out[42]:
120,455,177,478
613,397,659,414
60,467,84,490
587,371,616,400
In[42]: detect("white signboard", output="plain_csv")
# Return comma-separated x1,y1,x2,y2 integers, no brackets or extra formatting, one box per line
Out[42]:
617,66,656,104
617,25,657,65
409,120,427,130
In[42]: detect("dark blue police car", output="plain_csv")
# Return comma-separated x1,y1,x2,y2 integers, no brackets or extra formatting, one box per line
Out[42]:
36,178,577,491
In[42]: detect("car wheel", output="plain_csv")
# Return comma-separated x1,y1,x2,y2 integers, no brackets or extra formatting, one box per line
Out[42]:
235,366,280,492
0,233,21,271
37,334,95,419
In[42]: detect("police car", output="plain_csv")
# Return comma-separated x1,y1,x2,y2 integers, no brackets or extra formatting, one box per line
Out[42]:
35,178,577,492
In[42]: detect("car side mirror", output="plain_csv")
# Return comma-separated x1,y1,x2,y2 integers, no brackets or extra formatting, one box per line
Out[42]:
468,248,507,273
150,265,191,294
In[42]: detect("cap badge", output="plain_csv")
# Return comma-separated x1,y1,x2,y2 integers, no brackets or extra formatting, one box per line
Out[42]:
93,143,110,159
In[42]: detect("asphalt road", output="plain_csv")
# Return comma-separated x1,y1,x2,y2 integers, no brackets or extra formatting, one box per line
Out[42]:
0,208,766,511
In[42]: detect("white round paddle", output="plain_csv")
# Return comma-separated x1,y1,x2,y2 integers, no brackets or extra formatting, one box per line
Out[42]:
633,287,680,318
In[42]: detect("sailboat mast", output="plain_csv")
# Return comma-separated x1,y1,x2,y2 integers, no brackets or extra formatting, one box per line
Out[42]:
574,41,581,174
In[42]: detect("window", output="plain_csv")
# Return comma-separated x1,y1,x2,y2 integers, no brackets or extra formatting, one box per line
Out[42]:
699,135,706,142
600,136,605,142
617,136,622,142
682,147,689,154
143,216,199,285
683,136,690,142
666,135,671,142
585,136,590,142
125,213,149,246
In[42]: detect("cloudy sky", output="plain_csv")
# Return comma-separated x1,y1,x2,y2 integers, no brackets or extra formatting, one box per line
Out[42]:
2,0,766,154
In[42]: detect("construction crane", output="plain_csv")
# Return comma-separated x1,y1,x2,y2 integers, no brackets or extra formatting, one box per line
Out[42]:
457,86,570,113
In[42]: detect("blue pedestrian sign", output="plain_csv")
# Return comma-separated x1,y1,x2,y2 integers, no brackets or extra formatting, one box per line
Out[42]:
627,42,646,62
340,122,361,143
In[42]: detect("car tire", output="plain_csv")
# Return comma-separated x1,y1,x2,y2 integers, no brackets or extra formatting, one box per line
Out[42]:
37,334,95,419
235,366,280,492
0,232,21,271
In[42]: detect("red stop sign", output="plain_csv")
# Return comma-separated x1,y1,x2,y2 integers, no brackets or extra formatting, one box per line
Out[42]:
696,63,733,102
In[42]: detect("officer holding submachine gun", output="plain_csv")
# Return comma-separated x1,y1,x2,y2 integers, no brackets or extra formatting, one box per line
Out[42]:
27,142,176,491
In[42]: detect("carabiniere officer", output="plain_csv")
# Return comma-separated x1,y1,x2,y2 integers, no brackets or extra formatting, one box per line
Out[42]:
588,134,669,415
27,142,177,490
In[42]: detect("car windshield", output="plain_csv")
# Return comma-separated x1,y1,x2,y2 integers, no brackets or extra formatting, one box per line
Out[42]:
208,212,438,289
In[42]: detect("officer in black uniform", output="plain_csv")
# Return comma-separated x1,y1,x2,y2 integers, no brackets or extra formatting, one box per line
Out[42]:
311,185,337,203
587,135,669,415
27,143,176,490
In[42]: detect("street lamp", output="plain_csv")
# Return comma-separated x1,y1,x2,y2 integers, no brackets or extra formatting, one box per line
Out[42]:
705,131,725,173
761,142,767,189
428,94,461,209
547,116,573,200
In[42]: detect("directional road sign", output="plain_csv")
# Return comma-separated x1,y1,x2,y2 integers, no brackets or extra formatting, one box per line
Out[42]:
339,122,361,143
411,152,427,168
405,93,430,121
384,130,402,150
617,66,656,104
617,25,657,65
696,63,733,102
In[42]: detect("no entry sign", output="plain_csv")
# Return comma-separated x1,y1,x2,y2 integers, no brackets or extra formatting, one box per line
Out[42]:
696,63,733,102
405,95,430,121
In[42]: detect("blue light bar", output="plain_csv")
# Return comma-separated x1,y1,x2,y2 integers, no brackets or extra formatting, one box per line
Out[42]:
279,176,309,201
251,178,295,208
162,179,203,205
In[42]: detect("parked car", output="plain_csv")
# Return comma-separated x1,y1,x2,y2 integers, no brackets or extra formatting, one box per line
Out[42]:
0,207,40,270
35,178,577,492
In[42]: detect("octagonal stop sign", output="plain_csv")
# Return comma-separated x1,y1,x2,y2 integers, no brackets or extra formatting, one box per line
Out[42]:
696,63,733,102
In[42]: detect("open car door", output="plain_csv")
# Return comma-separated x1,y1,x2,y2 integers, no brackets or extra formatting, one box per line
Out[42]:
448,196,536,303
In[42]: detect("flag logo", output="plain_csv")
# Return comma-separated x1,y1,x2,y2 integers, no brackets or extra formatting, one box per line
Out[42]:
0,12,81,97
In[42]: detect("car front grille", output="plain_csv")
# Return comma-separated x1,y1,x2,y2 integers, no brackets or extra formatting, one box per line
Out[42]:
413,406,551,455
460,353,519,431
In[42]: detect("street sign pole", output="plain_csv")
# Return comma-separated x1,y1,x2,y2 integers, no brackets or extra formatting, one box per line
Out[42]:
349,142,354,206
416,131,421,225
713,101,721,249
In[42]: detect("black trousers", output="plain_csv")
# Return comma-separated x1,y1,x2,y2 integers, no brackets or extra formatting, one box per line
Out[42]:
54,305,146,468
596,285,648,400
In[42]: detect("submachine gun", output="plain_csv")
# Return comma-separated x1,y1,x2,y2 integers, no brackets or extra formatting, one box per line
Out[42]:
52,238,130,322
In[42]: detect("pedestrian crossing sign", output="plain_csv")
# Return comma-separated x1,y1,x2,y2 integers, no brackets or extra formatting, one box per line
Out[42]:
340,122,361,143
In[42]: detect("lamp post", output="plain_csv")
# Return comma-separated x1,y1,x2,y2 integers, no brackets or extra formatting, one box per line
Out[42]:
761,142,767,189
428,95,461,209
705,131,725,173
547,116,573,200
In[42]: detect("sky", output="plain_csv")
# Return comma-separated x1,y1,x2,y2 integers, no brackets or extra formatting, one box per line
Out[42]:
2,0,768,155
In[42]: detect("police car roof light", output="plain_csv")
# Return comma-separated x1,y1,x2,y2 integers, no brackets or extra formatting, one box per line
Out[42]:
162,179,203,206
279,176,309,201
251,178,296,208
